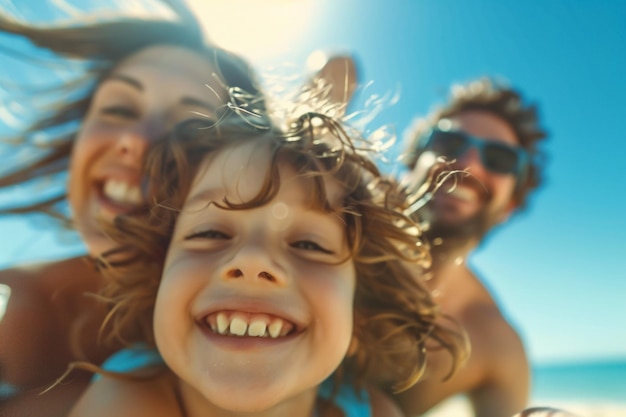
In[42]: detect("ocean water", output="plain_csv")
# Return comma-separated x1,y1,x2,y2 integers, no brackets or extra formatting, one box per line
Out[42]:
532,359,626,402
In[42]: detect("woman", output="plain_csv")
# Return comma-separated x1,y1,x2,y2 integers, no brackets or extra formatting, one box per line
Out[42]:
0,1,267,415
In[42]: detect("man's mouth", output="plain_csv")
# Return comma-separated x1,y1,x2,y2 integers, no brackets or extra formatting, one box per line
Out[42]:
203,311,297,339
446,185,481,203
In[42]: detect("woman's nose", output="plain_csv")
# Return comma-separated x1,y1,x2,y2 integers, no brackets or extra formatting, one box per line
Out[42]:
114,132,149,162
114,119,166,162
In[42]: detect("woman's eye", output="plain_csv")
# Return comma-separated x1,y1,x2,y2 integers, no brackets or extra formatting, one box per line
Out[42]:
101,106,139,119
184,230,231,241
291,240,334,254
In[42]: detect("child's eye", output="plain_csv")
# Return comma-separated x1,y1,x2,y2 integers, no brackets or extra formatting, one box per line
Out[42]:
101,106,140,119
291,240,334,255
185,230,231,240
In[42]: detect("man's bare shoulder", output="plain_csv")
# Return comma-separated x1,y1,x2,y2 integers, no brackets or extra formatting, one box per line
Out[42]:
69,371,181,417
439,268,523,356
411,268,530,417
459,287,525,358
458,281,530,417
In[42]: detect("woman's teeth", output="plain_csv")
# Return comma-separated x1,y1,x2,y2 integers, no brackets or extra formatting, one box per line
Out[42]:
103,179,143,205
207,312,294,338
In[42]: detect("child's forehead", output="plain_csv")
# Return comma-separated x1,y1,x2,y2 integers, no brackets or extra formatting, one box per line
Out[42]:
185,141,348,209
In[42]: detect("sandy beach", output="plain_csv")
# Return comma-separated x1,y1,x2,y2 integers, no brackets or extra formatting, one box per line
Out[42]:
423,397,626,417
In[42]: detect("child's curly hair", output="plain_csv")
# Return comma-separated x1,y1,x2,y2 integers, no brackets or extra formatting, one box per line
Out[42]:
95,111,468,393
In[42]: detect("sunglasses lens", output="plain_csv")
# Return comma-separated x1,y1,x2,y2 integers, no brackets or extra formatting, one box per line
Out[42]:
482,143,519,174
429,130,468,159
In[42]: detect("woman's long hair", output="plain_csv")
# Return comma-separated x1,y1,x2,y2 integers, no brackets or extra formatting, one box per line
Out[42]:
0,0,266,223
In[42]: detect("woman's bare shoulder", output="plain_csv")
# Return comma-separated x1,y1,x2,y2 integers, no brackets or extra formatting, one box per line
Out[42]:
0,256,94,282
0,256,103,304
0,256,107,395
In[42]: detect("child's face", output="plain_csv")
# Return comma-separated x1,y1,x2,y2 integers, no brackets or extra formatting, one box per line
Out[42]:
154,141,356,413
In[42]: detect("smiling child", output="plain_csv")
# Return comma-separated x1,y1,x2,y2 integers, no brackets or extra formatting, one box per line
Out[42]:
68,112,467,417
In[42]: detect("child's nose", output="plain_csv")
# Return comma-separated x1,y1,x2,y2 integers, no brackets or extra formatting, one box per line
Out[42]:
221,245,287,287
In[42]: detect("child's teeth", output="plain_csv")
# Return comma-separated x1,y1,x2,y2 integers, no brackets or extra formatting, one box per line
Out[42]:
268,320,283,338
209,312,293,338
229,317,247,336
216,312,229,335
247,319,267,337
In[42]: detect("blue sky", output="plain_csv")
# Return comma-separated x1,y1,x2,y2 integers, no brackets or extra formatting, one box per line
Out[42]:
1,0,625,365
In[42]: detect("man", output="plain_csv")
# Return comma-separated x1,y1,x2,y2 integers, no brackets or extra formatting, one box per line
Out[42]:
303,63,551,417
398,78,548,417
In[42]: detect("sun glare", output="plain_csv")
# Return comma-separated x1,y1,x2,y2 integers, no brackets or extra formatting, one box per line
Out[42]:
186,0,320,62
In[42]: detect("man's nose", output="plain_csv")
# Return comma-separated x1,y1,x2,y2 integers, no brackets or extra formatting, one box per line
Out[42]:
455,146,488,177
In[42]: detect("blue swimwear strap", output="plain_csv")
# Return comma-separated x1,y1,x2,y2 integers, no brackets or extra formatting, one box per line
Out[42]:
318,378,371,417
93,344,164,381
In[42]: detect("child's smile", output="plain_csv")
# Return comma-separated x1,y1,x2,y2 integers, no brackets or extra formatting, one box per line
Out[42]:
154,140,356,413
202,310,298,338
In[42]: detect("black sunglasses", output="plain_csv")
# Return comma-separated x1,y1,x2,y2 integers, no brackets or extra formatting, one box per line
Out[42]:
420,129,529,177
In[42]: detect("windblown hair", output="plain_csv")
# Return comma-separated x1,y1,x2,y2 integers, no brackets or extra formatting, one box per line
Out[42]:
95,112,468,393
404,77,547,209
0,0,266,222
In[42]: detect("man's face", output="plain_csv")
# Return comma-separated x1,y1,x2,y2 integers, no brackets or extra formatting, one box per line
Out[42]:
414,110,521,243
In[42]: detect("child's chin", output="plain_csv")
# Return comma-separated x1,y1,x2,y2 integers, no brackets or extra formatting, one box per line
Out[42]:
201,384,297,413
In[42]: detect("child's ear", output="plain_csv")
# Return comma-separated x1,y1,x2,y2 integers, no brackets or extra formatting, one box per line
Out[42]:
305,52,359,116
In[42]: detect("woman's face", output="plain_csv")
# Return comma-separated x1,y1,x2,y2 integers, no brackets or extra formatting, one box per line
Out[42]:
68,45,229,256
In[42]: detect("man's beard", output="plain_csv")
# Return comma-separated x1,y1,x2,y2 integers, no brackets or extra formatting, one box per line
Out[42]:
422,202,496,253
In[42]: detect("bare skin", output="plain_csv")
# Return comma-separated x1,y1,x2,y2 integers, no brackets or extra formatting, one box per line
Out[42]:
310,55,358,109
393,255,529,417
389,110,531,417
0,257,115,417
69,368,405,417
